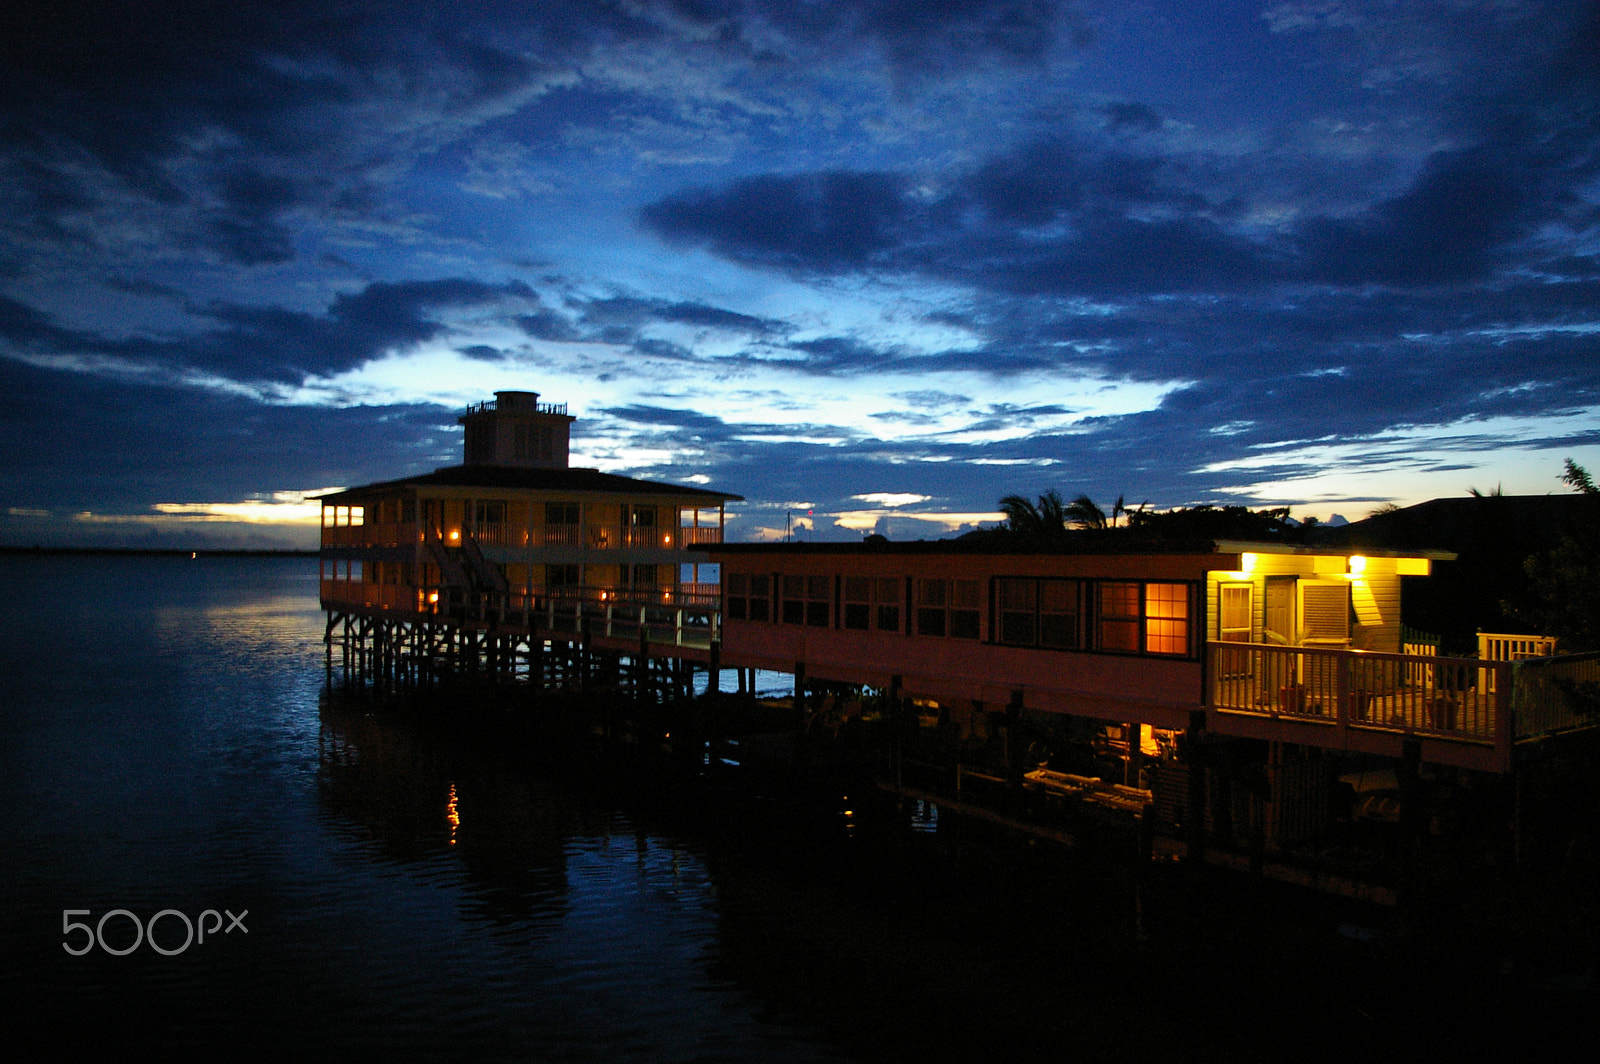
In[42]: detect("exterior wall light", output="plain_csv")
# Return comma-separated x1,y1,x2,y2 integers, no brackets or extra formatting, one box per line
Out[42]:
1348,555,1367,575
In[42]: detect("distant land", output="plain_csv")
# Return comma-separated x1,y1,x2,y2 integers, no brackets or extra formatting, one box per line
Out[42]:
0,546,318,558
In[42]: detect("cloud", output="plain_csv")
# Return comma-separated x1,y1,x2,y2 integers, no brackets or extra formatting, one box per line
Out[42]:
641,170,914,270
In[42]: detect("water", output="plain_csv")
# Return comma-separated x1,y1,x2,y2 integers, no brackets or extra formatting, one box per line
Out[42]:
0,554,1578,1060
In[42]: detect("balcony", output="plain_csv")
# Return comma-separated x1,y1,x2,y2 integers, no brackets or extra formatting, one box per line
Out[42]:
1208,642,1598,771
320,579,419,612
680,526,723,546
321,521,412,548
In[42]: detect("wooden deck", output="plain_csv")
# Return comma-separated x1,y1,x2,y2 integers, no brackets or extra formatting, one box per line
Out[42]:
1207,643,1598,771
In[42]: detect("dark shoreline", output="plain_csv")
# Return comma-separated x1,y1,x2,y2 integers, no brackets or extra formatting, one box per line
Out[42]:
0,545,318,558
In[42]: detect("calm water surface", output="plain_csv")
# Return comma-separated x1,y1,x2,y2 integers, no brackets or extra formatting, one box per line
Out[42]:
0,554,1557,1060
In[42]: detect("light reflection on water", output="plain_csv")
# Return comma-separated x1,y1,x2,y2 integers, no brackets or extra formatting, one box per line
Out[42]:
1,553,1550,1060
1,554,844,1061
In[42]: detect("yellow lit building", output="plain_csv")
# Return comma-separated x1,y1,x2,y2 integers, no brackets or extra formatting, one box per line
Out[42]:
318,391,740,617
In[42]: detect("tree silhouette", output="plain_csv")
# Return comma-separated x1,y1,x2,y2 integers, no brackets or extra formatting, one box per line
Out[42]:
1065,494,1108,530
1562,458,1597,494
998,490,1069,542
1512,459,1600,652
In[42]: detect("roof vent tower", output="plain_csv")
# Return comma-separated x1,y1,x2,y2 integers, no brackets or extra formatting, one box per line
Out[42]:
458,390,575,469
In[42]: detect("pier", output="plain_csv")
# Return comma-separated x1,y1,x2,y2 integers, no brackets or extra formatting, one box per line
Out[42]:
320,391,1600,899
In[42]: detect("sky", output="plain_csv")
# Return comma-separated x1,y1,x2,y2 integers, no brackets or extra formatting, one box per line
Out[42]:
2,0,1598,548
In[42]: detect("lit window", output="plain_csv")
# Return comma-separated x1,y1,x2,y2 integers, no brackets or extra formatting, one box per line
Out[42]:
1145,583,1190,655
1219,584,1252,642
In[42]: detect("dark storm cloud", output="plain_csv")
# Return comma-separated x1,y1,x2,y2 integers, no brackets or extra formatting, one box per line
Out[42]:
598,404,740,436
0,356,452,513
574,295,782,336
846,0,1086,72
638,130,1581,298
2,0,1081,265
188,279,538,381
639,0,1599,302
640,171,913,270
1100,102,1163,135
0,279,536,384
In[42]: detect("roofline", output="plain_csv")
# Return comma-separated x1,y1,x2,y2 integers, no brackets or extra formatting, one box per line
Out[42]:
1213,539,1458,562
312,467,742,503
706,537,1457,561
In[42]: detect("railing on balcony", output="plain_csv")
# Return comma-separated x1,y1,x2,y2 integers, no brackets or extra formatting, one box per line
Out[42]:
1209,642,1509,743
396,522,718,551
502,586,721,648
321,521,412,548
680,526,723,545
320,580,418,612
1512,652,1600,738
544,524,583,547
469,521,519,547
322,577,723,648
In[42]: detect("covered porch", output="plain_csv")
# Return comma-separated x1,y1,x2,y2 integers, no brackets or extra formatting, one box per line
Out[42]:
1207,641,1598,771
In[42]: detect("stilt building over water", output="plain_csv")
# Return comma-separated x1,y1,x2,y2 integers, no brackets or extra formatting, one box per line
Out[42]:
320,392,1599,884
319,390,740,698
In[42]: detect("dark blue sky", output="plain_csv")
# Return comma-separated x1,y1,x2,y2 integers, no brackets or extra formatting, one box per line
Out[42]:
3,1,1597,547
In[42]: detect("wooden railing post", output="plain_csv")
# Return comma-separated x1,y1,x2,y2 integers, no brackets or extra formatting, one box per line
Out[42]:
1335,651,1351,748
1494,660,1514,772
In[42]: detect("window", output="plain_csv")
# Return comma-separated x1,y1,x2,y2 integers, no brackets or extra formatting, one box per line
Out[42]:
998,578,1036,645
843,576,872,630
545,563,580,593
726,573,771,622
914,578,980,639
1299,581,1351,643
1145,583,1190,655
806,575,831,627
916,578,947,636
630,564,659,591
625,505,657,547
545,502,580,546
1219,584,1252,642
748,575,770,621
1092,581,1193,656
949,579,981,639
997,578,1083,648
782,575,806,624
1038,579,1079,648
780,575,830,626
876,577,901,632
1097,582,1142,652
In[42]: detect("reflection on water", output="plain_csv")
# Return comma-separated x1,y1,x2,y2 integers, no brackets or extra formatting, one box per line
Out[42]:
1,554,1572,1060
1,554,845,1061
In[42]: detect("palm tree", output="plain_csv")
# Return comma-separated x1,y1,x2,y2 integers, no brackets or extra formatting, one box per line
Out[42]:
1065,494,1108,530
998,490,1068,541
1562,458,1597,494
